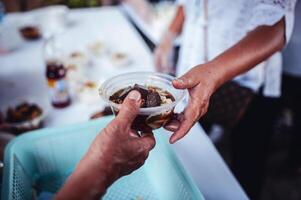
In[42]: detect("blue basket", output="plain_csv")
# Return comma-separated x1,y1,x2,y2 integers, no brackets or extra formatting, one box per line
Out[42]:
1,116,204,200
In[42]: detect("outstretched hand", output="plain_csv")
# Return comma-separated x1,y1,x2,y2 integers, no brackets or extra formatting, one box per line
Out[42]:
90,90,156,178
164,65,218,144
55,91,156,200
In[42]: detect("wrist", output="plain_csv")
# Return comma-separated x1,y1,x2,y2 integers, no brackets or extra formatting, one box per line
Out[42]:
85,149,119,189
55,155,111,200
208,59,228,90
196,62,224,94
74,152,118,198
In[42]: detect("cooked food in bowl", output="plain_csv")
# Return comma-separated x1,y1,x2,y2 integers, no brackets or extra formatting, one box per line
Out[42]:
5,102,42,123
109,84,176,132
1,102,44,134
99,72,186,133
110,84,175,108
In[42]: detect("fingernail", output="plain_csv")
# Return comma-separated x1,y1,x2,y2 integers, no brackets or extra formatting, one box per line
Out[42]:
128,90,141,101
165,123,179,131
174,78,184,85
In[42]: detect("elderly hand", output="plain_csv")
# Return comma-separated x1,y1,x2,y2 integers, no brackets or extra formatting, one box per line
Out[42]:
55,90,156,200
89,90,156,178
154,32,175,73
164,65,219,144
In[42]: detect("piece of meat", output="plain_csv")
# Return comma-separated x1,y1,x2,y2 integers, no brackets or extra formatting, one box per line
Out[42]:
110,85,173,108
133,84,148,101
146,91,161,107
117,86,133,101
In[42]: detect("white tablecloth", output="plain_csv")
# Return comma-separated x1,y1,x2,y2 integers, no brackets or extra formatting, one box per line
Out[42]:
0,6,248,200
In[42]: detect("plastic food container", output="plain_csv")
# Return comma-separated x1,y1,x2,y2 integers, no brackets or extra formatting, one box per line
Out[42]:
99,72,186,132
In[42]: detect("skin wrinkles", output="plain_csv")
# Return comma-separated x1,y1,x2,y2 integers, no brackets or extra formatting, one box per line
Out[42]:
55,91,156,200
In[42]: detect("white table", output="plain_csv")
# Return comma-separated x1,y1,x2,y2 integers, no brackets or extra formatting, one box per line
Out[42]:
0,6,248,200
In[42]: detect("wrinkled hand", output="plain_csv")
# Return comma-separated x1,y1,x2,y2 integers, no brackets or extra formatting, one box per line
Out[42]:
154,32,175,73
164,65,218,144
55,91,156,200
89,90,156,180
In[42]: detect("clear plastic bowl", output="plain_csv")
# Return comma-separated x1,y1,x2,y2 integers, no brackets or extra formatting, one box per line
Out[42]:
99,72,186,132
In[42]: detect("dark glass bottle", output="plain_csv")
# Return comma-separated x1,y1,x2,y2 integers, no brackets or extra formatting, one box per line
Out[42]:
44,36,71,108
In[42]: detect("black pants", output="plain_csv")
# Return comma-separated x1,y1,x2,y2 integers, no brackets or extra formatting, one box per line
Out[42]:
230,92,281,200
281,73,301,172
199,85,280,200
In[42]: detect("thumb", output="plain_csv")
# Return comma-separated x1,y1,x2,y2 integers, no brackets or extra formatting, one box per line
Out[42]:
116,90,141,126
172,67,200,89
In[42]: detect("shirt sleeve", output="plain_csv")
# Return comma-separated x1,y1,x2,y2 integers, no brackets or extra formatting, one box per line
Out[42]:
247,0,297,44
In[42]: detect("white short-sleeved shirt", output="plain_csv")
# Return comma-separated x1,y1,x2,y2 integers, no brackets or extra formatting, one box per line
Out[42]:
176,0,296,97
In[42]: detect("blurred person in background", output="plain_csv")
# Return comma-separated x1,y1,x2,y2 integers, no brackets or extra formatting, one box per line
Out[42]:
155,0,296,199
282,0,301,176
55,91,156,200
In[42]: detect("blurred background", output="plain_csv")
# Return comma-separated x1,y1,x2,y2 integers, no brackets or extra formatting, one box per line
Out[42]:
4,0,112,11
0,1,300,200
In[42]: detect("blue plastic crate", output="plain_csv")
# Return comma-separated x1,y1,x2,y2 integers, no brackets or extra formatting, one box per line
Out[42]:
1,116,204,200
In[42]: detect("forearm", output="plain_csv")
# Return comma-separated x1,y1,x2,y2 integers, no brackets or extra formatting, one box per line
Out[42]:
166,6,185,37
205,18,285,91
54,154,113,200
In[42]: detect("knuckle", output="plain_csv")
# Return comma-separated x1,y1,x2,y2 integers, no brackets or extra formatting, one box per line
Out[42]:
135,143,146,154
191,99,208,119
194,108,201,118
149,137,156,149
125,101,139,112
145,137,156,151
118,108,137,122
189,106,201,120
201,98,209,106
121,103,133,113
203,104,209,114
142,151,149,160
105,122,120,135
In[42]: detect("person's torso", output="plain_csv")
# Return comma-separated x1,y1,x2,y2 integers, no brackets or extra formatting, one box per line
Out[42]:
176,0,286,97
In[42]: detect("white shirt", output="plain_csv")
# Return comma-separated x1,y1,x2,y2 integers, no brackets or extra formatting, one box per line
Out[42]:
283,0,301,77
176,0,296,97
